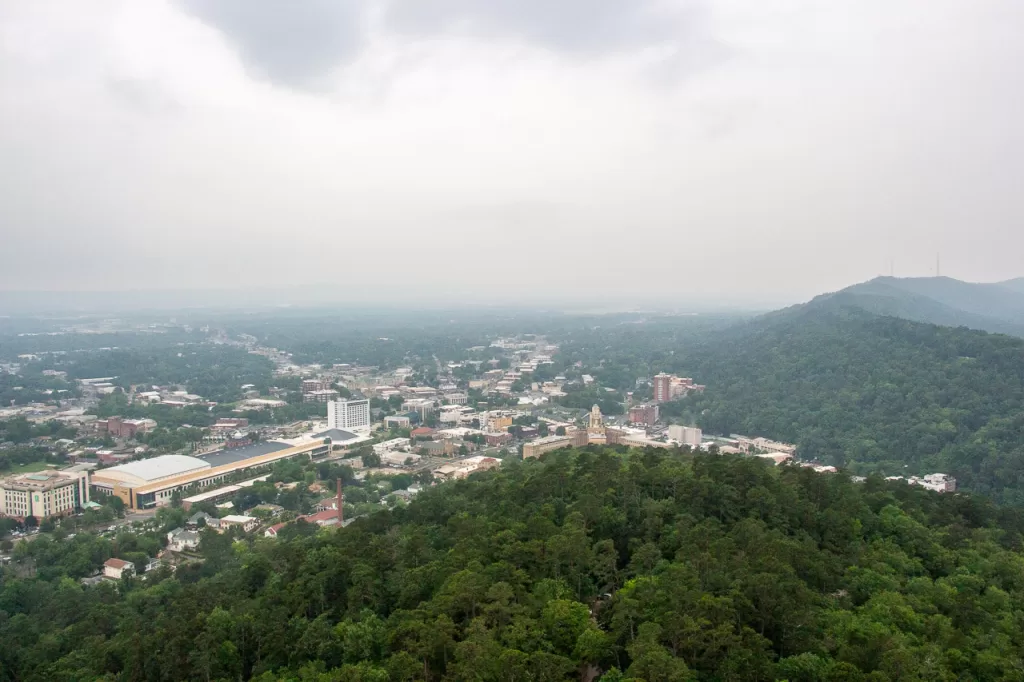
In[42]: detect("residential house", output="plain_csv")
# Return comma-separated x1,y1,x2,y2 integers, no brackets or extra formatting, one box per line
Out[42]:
103,558,134,580
166,527,201,552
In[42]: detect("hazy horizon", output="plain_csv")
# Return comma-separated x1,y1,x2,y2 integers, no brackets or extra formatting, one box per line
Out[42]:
3,274,1024,317
3,1,1023,303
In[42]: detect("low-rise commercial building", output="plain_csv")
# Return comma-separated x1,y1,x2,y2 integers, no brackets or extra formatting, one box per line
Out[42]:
302,379,329,395
402,398,436,419
668,425,702,446
523,435,574,459
373,438,410,455
384,415,411,429
305,389,339,403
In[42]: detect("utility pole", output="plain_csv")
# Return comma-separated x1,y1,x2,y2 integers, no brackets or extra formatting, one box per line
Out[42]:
336,477,343,526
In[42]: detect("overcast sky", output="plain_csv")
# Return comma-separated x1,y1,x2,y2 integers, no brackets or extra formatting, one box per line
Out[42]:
1,0,1022,307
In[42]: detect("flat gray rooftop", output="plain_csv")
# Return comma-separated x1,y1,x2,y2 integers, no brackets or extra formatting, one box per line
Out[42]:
199,441,294,467
313,429,360,443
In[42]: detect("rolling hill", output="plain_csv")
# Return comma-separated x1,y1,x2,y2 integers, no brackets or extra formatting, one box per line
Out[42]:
673,302,1024,502
999,277,1024,295
8,449,1024,681
806,276,1024,336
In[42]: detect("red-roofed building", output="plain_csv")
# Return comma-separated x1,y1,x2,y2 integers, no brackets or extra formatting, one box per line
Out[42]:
103,557,134,579
410,427,436,441
264,522,286,538
299,510,341,527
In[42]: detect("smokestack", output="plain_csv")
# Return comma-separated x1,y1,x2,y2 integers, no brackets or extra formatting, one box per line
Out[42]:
336,477,343,525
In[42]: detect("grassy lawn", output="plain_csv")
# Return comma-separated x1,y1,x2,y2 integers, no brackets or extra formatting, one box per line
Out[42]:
10,461,54,474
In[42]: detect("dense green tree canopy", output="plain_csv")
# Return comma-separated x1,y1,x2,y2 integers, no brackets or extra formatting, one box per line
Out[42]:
4,448,1024,681
669,306,1024,503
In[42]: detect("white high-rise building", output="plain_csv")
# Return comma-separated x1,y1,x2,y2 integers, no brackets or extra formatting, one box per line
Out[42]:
327,399,371,432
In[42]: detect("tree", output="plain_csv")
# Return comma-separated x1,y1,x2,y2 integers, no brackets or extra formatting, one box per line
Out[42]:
7,446,1024,681
106,495,126,517
556,426,567,436
362,451,382,468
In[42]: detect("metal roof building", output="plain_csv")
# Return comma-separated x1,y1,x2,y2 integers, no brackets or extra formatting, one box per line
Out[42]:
91,439,331,511
92,455,211,487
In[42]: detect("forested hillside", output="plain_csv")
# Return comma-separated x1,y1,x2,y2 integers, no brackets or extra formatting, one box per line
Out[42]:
673,305,1024,502
808,277,1024,337
5,449,1024,681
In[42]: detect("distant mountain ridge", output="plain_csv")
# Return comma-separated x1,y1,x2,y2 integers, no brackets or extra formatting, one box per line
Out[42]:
805,276,1024,336
674,297,1024,502
999,277,1024,295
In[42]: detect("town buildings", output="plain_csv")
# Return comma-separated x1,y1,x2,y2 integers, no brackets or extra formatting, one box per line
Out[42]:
327,399,370,432
887,473,957,493
522,406,623,458
733,436,796,455
434,456,500,480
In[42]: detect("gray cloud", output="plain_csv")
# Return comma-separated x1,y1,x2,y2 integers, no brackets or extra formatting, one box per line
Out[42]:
2,1,1024,305
175,0,712,88
384,0,696,53
174,0,368,88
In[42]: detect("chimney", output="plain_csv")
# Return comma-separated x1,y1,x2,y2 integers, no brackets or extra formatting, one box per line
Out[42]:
336,477,343,525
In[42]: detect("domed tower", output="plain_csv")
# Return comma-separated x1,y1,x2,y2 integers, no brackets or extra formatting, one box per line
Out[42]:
587,404,608,444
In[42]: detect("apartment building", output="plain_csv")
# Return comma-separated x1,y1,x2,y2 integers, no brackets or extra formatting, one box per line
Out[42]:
628,404,659,426
652,373,672,402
